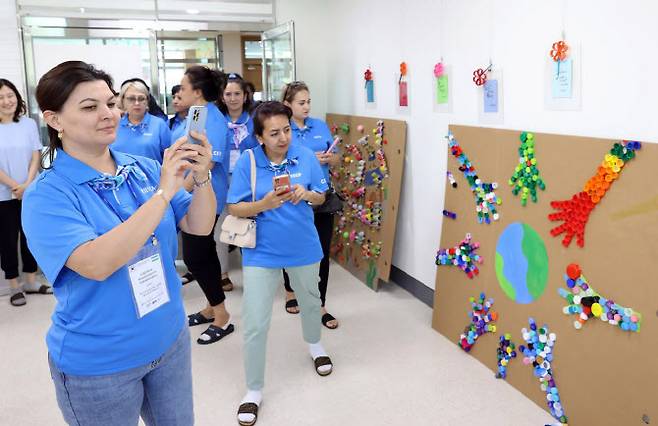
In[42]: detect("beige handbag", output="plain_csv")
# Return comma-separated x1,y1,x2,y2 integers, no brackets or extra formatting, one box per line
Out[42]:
220,149,257,248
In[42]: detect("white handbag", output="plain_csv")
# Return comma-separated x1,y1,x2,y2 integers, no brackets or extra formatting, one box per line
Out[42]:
220,149,257,248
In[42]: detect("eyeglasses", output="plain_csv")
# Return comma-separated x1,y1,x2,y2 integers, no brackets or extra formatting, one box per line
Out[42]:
125,96,148,104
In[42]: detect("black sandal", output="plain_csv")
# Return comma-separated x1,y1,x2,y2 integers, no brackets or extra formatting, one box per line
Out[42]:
10,291,26,307
321,313,339,329
285,299,299,314
188,312,214,327
24,284,53,295
222,277,234,292
197,323,235,345
313,356,333,376
237,402,259,426
180,272,195,285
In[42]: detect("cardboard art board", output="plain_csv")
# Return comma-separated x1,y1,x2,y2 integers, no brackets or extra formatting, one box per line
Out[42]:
325,114,407,290
433,125,658,426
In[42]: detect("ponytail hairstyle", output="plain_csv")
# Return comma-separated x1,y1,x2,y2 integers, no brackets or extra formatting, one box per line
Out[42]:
217,72,255,115
0,79,27,122
35,61,115,168
184,66,226,103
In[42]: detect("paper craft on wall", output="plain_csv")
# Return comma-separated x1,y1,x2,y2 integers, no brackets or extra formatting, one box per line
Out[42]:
548,140,641,247
545,39,582,110
433,61,452,113
364,67,375,104
398,62,408,107
495,222,549,304
558,263,642,332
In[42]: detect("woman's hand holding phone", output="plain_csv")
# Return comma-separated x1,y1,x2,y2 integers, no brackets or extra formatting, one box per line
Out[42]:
262,187,293,210
289,184,307,205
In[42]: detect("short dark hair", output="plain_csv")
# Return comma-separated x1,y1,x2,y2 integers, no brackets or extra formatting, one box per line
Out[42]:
184,66,225,102
0,79,27,123
36,61,114,167
171,84,181,96
281,81,309,103
217,72,255,115
251,101,292,137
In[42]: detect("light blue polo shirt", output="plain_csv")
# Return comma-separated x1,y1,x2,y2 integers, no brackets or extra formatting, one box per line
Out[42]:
171,102,229,214
227,144,328,268
0,116,42,201
224,110,259,174
290,117,334,184
113,113,172,163
22,148,192,376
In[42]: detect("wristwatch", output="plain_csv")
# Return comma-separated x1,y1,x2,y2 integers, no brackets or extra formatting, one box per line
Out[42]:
193,170,212,187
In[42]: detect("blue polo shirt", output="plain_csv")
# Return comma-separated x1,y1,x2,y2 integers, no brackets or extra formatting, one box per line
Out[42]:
113,113,172,163
224,110,259,174
227,144,328,268
22,148,192,376
169,113,185,134
172,102,229,214
290,117,334,184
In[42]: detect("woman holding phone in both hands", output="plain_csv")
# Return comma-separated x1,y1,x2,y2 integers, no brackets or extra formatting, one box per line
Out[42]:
22,61,216,425
227,101,333,426
282,81,341,329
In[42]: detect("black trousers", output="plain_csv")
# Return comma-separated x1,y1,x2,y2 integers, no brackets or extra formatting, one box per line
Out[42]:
284,211,334,307
181,215,225,306
0,199,37,280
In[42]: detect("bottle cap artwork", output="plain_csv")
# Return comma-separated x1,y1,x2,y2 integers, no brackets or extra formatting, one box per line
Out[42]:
509,132,546,206
458,292,497,352
435,233,482,278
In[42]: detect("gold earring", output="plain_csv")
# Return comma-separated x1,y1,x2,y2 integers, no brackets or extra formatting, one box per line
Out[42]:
57,130,63,140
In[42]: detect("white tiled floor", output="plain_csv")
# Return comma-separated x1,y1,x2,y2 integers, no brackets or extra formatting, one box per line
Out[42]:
0,261,555,426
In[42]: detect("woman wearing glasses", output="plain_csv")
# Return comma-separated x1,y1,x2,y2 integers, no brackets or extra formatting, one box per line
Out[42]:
113,80,172,163
281,81,341,329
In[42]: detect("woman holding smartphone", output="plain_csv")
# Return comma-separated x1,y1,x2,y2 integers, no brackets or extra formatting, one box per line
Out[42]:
23,61,216,425
227,101,333,426
282,81,341,329
173,66,235,345
215,72,258,291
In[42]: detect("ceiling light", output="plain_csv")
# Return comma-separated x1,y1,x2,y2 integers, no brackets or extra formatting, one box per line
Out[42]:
186,9,200,15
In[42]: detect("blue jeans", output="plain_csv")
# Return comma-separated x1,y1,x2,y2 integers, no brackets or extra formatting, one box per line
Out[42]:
48,326,194,426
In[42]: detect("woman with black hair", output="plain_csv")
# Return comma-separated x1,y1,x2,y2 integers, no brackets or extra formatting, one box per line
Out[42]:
0,79,50,306
169,84,187,134
173,66,235,345
215,72,259,291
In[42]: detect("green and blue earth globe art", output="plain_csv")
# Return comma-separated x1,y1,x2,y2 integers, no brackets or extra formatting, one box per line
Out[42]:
495,222,549,304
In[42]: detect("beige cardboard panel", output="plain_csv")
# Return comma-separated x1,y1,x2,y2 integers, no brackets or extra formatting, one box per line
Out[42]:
326,114,407,288
433,125,658,426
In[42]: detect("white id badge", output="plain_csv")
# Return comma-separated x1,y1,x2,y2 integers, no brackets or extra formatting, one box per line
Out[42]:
229,149,240,173
127,238,170,318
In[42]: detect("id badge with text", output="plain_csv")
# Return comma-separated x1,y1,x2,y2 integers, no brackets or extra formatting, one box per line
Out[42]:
127,239,170,319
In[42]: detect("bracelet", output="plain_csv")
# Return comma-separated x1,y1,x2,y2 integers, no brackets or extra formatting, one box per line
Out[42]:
193,170,212,188
154,188,170,204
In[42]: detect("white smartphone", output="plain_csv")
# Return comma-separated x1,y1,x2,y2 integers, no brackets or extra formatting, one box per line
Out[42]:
185,105,208,144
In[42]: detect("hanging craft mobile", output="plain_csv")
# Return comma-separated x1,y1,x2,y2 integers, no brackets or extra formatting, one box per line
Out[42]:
472,62,492,86
434,62,444,78
550,40,569,76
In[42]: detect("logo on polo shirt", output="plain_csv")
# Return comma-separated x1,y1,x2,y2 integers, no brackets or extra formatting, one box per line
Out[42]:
290,172,302,178
313,135,322,139
213,150,222,158
141,185,156,194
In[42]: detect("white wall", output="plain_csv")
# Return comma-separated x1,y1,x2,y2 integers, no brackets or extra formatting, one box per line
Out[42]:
276,0,658,290
0,0,25,94
221,32,244,74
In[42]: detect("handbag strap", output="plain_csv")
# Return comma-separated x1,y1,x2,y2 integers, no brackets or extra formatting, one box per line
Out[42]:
247,149,256,202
